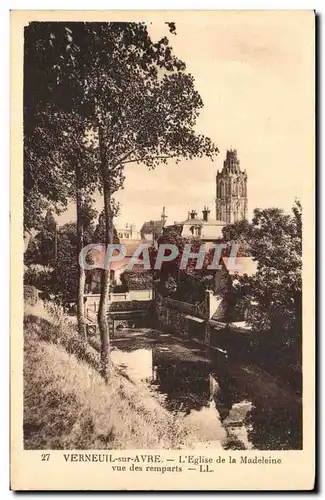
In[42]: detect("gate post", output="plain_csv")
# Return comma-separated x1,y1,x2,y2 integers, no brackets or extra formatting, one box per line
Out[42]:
204,290,212,346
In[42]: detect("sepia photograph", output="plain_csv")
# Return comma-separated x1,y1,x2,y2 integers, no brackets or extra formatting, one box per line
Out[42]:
11,9,315,490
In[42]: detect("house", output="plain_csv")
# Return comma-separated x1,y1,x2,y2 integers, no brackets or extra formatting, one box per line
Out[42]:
115,222,140,240
85,239,152,293
140,207,168,243
164,207,226,244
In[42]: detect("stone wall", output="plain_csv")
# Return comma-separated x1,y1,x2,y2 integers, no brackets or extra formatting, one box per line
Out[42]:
84,291,152,317
154,292,208,340
155,301,189,336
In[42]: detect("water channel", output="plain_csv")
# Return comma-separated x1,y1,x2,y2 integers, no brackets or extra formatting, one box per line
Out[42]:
111,329,302,450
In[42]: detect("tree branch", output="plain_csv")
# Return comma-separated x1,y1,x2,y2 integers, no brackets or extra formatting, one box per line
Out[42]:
120,155,176,165
114,149,136,166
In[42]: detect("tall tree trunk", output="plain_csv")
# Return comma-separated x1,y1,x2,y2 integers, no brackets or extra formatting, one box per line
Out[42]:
54,223,58,262
97,127,113,380
76,166,87,339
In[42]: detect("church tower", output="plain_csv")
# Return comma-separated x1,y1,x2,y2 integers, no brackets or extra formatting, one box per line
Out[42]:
216,149,248,223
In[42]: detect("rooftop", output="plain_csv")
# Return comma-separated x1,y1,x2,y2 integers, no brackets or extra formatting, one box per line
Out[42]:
140,220,166,237
177,217,226,227
85,239,151,271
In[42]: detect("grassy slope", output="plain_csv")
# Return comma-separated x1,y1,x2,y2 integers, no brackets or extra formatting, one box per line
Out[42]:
24,305,192,450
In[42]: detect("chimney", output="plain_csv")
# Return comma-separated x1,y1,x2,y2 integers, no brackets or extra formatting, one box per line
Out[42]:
130,223,136,238
190,209,197,220
202,206,210,222
161,206,167,224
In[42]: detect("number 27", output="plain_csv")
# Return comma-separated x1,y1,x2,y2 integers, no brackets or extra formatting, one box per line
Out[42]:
41,454,50,461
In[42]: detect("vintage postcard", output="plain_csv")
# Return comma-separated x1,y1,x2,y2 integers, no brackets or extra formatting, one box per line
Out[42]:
11,10,315,491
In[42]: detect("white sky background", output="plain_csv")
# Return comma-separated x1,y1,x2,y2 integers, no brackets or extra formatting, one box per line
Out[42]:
58,12,313,229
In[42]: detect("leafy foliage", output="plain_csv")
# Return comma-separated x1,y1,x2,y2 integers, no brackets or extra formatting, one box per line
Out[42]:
25,21,218,174
222,201,302,336
24,21,219,373
24,285,40,305
24,210,57,266
25,205,97,308
24,264,53,293
155,228,216,303
221,218,252,257
120,269,153,291
92,209,120,244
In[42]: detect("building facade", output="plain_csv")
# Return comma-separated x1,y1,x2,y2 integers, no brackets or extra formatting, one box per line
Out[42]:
116,222,139,240
164,207,225,243
216,149,248,223
140,207,168,243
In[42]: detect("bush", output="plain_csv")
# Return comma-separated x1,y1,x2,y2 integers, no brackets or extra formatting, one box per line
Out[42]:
24,264,53,291
110,283,128,293
159,271,214,304
120,270,153,291
109,300,152,312
24,285,39,306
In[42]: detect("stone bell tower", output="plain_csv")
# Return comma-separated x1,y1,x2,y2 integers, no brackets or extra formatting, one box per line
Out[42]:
215,149,248,223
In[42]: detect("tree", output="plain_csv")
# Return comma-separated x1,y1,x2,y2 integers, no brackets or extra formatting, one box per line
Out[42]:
92,209,120,244
221,218,252,257
156,227,187,280
157,227,211,279
49,220,90,309
156,228,215,303
24,205,97,309
24,209,57,266
49,223,79,307
24,23,73,231
250,203,302,336
24,22,103,337
81,24,218,378
24,22,219,378
24,109,99,337
225,202,302,338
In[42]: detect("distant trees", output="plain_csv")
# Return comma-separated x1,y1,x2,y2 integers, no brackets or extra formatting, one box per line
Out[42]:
50,206,97,309
24,204,98,309
24,210,57,266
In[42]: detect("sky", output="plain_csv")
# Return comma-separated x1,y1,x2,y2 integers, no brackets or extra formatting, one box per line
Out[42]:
58,12,314,230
